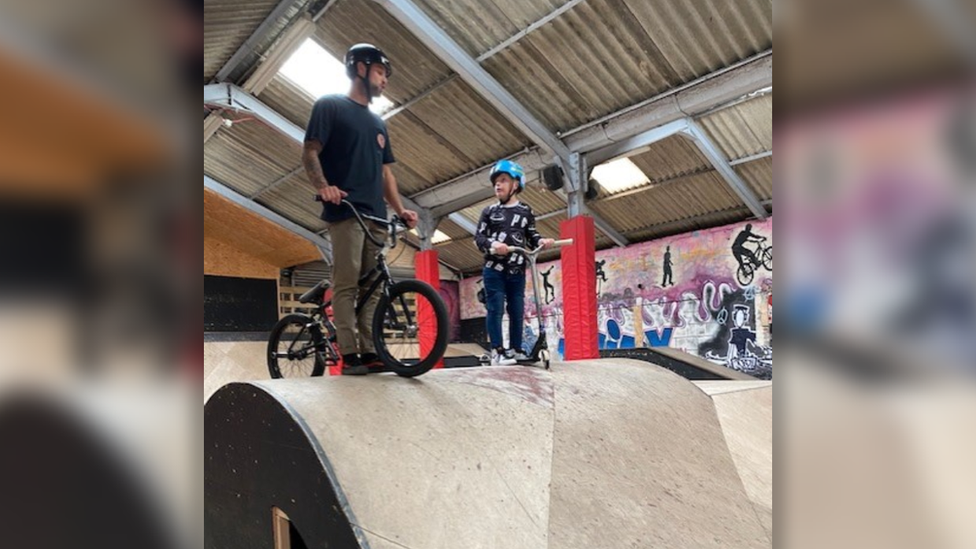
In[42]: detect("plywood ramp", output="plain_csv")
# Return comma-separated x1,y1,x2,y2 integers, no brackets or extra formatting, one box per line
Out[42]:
205,359,769,548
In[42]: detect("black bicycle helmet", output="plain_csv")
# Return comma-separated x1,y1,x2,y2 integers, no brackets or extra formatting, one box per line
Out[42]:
344,43,391,103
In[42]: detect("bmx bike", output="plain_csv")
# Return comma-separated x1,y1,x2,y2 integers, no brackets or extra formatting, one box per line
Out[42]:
736,238,772,286
267,199,449,378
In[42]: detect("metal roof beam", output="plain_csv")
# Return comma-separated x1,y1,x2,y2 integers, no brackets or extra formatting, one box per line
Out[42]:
730,150,772,166
204,83,305,142
680,120,768,219
382,0,586,121
420,148,550,215
564,52,772,153
374,0,572,159
204,175,333,263
447,213,478,235
410,56,771,217
585,119,689,166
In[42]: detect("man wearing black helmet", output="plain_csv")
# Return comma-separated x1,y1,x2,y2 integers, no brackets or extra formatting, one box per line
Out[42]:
302,43,418,375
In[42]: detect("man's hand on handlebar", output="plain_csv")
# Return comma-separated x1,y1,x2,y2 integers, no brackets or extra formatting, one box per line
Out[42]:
491,242,510,255
540,238,555,249
399,209,419,229
318,185,347,205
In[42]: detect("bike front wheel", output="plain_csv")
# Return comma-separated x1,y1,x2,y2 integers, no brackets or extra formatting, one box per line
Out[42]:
372,279,449,377
761,246,772,270
267,314,328,378
736,262,755,287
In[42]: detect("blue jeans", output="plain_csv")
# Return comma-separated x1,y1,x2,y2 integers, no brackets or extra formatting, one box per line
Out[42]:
483,267,526,352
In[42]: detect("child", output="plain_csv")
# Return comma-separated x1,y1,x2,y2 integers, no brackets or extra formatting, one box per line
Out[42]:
474,160,554,365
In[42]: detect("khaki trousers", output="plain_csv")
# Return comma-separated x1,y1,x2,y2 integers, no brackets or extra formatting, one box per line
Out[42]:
329,217,385,356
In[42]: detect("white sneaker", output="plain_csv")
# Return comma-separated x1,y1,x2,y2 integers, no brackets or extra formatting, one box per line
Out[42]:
491,349,516,365
513,350,533,362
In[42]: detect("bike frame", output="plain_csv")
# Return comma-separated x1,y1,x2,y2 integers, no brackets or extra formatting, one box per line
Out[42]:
310,198,416,348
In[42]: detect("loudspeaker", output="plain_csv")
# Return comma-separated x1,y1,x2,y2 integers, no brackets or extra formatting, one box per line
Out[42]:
585,178,600,200
542,165,564,191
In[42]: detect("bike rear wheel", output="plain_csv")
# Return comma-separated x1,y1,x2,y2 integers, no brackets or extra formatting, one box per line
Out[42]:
267,313,328,378
372,279,449,377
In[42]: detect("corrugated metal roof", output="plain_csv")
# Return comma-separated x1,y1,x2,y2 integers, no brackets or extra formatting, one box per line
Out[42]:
257,175,327,232
436,217,472,241
412,0,567,57
699,93,772,159
434,237,484,270
628,135,709,178
311,3,452,103
481,0,772,132
590,171,742,233
735,156,772,201
406,79,532,171
483,44,596,132
523,0,681,120
386,114,475,191
205,0,773,266
206,133,291,197
204,0,309,83
456,197,497,225
518,185,566,216
204,120,302,195
622,0,772,80
259,74,315,128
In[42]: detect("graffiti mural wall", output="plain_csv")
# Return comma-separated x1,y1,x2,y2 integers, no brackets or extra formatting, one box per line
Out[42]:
459,217,773,378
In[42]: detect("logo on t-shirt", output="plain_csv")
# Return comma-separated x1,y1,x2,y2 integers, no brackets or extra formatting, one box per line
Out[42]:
377,132,386,149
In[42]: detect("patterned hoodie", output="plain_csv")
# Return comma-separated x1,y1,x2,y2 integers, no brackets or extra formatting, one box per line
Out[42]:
474,201,543,275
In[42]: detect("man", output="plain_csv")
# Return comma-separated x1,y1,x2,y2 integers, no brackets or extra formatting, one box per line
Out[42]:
302,43,418,375
662,245,674,287
731,223,765,273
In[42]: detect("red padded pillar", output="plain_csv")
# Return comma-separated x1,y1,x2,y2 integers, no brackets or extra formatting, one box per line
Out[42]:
325,288,343,376
415,249,444,369
560,215,599,360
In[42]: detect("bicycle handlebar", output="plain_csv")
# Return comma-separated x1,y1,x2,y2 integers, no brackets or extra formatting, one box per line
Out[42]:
314,195,406,247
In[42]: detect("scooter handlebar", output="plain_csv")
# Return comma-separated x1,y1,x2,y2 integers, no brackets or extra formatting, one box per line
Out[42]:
507,238,575,257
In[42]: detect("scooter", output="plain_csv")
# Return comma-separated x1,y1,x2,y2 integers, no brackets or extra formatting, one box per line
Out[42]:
478,238,574,370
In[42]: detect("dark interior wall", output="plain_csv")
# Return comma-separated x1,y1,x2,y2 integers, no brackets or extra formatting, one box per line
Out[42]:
204,275,277,332
459,318,488,349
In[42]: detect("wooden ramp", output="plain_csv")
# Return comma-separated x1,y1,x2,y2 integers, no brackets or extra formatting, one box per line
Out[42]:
206,359,770,548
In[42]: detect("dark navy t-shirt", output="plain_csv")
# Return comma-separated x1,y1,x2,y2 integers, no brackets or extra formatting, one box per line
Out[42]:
304,95,394,222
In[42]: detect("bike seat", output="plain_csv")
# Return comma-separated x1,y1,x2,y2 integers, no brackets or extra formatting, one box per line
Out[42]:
298,280,331,304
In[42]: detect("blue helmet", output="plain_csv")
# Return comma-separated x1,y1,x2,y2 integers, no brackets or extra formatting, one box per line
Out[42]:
489,159,525,192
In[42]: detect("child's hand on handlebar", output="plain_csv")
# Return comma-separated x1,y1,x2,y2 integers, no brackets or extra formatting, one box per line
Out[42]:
540,238,555,249
491,242,510,255
399,209,419,229
318,185,347,205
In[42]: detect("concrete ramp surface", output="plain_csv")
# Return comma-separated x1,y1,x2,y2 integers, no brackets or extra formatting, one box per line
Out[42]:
205,359,769,548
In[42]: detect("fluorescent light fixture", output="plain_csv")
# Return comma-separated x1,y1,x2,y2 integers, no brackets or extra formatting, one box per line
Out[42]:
279,39,394,115
410,228,452,244
591,158,650,194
